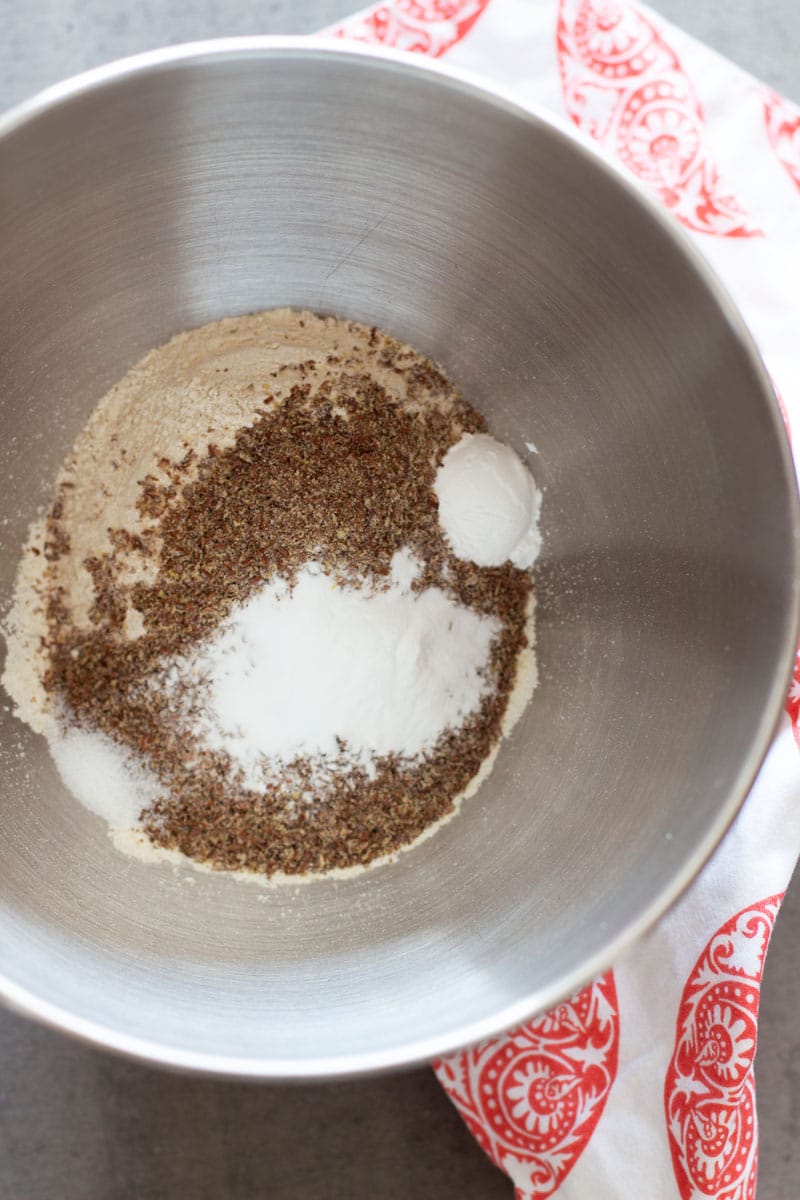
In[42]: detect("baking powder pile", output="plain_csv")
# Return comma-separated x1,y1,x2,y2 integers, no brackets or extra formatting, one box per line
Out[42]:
2,310,541,879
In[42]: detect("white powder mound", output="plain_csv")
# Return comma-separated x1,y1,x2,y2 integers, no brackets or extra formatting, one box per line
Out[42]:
434,433,542,568
49,725,161,829
172,550,500,786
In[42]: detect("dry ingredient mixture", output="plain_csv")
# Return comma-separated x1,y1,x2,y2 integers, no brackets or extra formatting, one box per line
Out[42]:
2,309,542,881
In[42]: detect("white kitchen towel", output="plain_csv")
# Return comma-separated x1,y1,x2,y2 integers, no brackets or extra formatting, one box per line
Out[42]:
325,3,800,1197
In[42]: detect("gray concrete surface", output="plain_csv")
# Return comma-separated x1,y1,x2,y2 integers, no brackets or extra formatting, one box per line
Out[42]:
0,1,798,1196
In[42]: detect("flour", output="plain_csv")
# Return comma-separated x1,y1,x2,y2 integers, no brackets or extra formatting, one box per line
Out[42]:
162,549,500,791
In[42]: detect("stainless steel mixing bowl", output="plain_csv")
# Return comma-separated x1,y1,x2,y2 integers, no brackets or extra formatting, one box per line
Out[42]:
0,39,797,1078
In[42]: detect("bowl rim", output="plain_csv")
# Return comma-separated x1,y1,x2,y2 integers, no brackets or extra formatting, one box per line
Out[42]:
1,34,799,1080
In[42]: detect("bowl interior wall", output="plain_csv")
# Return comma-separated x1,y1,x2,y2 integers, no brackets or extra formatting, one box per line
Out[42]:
0,47,794,1071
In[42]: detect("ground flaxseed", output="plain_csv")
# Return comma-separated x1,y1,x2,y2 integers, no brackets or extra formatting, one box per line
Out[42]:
15,311,536,878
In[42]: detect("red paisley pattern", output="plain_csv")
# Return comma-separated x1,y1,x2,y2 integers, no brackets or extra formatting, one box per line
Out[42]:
556,0,760,237
786,650,800,749
763,88,800,193
664,896,783,1200
435,973,619,1198
327,0,490,56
